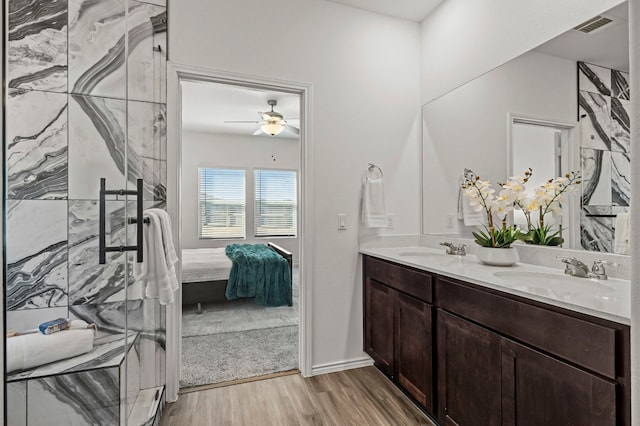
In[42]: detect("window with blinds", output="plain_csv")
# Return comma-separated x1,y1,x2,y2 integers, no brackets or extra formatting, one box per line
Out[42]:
198,168,246,239
254,169,297,237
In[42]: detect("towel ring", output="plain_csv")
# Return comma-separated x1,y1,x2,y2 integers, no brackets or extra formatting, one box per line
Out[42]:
367,163,383,178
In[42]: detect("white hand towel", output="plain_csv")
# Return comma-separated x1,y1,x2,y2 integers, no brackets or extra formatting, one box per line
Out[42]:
362,174,387,228
134,209,179,305
614,212,631,254
457,169,484,226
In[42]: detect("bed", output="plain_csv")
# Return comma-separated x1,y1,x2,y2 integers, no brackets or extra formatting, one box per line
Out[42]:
181,242,293,307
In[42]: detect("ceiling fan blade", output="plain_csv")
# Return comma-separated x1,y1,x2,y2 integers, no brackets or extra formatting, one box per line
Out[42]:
224,120,261,124
284,124,300,135
253,127,264,136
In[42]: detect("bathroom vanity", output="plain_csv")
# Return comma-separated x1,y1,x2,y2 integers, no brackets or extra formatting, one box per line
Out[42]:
362,248,630,426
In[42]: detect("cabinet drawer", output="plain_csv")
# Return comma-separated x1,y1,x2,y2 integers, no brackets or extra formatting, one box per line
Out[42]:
436,277,617,379
364,256,433,303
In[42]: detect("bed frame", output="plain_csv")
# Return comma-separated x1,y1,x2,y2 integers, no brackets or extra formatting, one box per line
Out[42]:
181,242,293,307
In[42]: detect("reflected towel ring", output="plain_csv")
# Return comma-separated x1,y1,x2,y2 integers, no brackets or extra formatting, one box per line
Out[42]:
367,163,383,178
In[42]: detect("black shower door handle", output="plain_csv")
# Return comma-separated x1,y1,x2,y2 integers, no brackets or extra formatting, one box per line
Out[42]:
98,178,145,264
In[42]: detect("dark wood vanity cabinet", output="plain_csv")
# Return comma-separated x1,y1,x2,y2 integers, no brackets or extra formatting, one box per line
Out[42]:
436,275,628,426
363,256,434,413
437,309,502,426
364,278,394,376
501,338,617,426
363,255,630,426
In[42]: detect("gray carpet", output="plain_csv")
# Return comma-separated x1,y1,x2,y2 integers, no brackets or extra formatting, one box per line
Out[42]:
180,326,298,388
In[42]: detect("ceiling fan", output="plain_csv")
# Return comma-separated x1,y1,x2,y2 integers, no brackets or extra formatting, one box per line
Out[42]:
224,100,300,136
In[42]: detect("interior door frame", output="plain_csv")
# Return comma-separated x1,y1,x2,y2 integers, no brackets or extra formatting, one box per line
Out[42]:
506,112,579,249
166,63,314,402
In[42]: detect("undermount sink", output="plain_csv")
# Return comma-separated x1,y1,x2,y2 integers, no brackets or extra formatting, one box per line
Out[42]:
492,270,615,300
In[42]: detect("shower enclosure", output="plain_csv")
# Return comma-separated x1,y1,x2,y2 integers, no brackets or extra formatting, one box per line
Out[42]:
5,1,168,424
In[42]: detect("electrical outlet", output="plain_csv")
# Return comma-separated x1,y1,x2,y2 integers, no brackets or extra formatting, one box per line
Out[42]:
386,214,395,229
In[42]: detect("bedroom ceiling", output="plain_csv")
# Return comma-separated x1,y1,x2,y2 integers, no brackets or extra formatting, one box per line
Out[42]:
323,0,443,22
181,81,300,139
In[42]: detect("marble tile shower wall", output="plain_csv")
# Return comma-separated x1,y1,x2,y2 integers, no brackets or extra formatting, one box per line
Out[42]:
5,0,168,388
578,62,631,253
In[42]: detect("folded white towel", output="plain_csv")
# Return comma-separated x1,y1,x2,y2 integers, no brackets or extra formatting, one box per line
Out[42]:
362,170,387,228
134,209,179,305
614,212,630,254
7,328,95,373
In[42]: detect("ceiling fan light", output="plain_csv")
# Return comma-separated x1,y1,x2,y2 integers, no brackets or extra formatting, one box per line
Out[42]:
261,122,284,136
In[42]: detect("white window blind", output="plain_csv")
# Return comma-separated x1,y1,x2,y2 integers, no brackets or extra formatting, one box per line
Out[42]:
254,170,297,237
198,168,246,239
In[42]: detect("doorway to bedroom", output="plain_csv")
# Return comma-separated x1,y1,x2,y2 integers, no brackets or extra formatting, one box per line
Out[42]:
178,80,302,390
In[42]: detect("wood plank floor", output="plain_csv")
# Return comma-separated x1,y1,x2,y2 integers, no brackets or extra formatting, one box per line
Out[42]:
161,367,436,426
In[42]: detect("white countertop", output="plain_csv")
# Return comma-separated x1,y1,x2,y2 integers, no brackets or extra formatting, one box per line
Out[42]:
360,246,630,325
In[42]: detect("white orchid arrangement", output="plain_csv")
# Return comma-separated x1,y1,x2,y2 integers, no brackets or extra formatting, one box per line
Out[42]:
462,168,581,247
462,169,532,248
516,171,581,246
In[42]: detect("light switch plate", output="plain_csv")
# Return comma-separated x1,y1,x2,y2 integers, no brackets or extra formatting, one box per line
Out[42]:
338,214,347,230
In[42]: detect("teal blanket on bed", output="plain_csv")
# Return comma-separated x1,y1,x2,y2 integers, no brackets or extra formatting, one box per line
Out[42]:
225,244,292,307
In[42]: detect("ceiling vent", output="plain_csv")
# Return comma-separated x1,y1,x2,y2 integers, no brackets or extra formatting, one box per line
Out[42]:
573,15,614,34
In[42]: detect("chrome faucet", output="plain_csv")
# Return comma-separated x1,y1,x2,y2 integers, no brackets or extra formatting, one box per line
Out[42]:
440,242,467,256
590,260,618,280
557,256,619,279
558,256,590,278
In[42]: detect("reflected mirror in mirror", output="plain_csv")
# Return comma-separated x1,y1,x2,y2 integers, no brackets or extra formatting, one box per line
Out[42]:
422,1,630,255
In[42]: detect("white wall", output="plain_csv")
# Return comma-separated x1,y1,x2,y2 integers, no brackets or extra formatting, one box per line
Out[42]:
422,51,576,234
181,130,300,261
1,7,5,420
170,0,421,369
420,0,625,103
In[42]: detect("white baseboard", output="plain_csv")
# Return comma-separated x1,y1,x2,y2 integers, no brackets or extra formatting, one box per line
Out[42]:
310,356,374,376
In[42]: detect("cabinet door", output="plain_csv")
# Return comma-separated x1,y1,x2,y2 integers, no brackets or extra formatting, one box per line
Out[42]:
395,292,433,412
501,338,617,426
437,310,502,426
364,278,394,376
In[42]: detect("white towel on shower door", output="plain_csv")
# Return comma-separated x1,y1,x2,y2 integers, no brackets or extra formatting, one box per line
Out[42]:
134,209,179,305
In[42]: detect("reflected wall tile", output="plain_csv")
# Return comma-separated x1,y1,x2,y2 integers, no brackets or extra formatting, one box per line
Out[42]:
613,206,630,215
68,0,126,98
27,368,120,426
128,101,167,202
68,200,128,305
578,62,612,96
7,89,68,200
611,151,631,206
580,208,614,252
128,2,167,103
611,70,630,100
581,149,612,206
578,91,610,151
579,90,610,113
610,98,630,153
6,200,68,310
68,94,126,199
7,0,68,92
7,382,27,426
